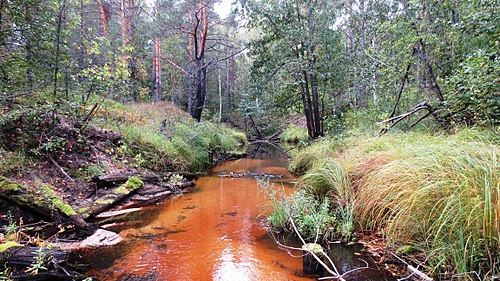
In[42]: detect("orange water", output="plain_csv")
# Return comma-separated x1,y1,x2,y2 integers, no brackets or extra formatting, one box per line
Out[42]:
88,158,313,280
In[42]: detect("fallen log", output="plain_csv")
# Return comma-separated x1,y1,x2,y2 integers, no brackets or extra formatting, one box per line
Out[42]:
0,177,87,228
79,176,144,219
93,172,198,186
0,246,81,280
119,181,194,208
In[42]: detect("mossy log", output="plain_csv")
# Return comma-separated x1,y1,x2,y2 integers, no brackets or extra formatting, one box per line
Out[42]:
79,176,144,218
92,172,198,187
0,177,87,228
120,181,194,208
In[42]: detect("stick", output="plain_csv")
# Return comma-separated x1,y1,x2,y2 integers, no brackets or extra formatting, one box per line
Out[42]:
48,155,75,182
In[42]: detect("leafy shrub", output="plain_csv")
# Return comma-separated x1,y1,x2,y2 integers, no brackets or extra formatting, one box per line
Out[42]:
444,50,500,126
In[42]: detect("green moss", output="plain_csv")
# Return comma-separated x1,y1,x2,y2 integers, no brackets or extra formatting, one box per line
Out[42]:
78,206,89,214
41,186,77,216
5,183,20,191
0,241,22,253
113,185,129,194
123,176,143,191
302,243,323,254
0,177,21,192
95,197,115,205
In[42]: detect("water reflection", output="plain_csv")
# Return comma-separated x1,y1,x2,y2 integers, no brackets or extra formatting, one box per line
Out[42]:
86,155,313,280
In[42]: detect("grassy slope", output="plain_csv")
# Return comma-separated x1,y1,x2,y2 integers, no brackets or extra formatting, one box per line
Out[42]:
92,102,247,172
0,99,246,237
283,128,499,278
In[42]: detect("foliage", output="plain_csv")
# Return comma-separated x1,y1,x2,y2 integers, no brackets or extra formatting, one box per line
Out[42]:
281,125,309,145
289,128,499,278
25,247,48,275
261,179,339,242
102,103,247,172
444,50,500,126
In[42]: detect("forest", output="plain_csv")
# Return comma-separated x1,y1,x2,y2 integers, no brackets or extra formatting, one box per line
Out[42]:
0,0,498,280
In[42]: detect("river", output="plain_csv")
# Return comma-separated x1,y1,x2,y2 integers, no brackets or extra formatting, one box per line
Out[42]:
84,149,395,281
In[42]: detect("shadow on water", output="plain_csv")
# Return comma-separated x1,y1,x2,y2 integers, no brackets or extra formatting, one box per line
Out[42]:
81,143,396,281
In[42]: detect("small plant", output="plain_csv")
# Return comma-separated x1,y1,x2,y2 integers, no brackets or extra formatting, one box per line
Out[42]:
167,174,184,185
25,247,48,275
4,212,17,237
131,154,145,169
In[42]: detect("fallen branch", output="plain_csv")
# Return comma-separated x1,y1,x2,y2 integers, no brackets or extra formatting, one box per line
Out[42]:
80,177,144,218
390,252,433,281
95,207,143,218
93,172,198,186
378,101,445,136
48,154,75,183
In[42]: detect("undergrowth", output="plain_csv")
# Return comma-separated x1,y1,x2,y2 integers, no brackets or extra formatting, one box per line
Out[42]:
95,102,247,172
281,124,309,145
272,127,499,279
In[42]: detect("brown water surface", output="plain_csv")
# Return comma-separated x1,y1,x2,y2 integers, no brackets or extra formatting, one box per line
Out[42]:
87,157,313,280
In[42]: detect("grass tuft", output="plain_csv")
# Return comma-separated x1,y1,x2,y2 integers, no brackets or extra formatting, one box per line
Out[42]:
281,124,309,145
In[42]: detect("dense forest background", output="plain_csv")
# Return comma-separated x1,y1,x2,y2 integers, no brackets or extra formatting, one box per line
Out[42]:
1,0,498,134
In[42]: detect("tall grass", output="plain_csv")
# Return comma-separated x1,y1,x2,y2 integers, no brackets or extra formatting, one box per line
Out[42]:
282,128,498,278
347,130,499,277
289,140,336,175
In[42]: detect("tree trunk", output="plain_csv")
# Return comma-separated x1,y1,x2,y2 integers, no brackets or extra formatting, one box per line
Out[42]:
358,0,366,108
97,0,108,36
189,4,209,121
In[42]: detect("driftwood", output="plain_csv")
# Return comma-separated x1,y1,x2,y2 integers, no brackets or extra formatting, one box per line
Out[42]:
93,172,198,187
216,171,285,179
120,181,194,208
95,207,143,218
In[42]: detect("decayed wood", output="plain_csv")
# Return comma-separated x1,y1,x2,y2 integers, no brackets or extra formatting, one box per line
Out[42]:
93,172,198,186
95,207,143,218
121,181,194,208
81,178,144,218
0,246,81,280
216,171,285,179
0,177,87,228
